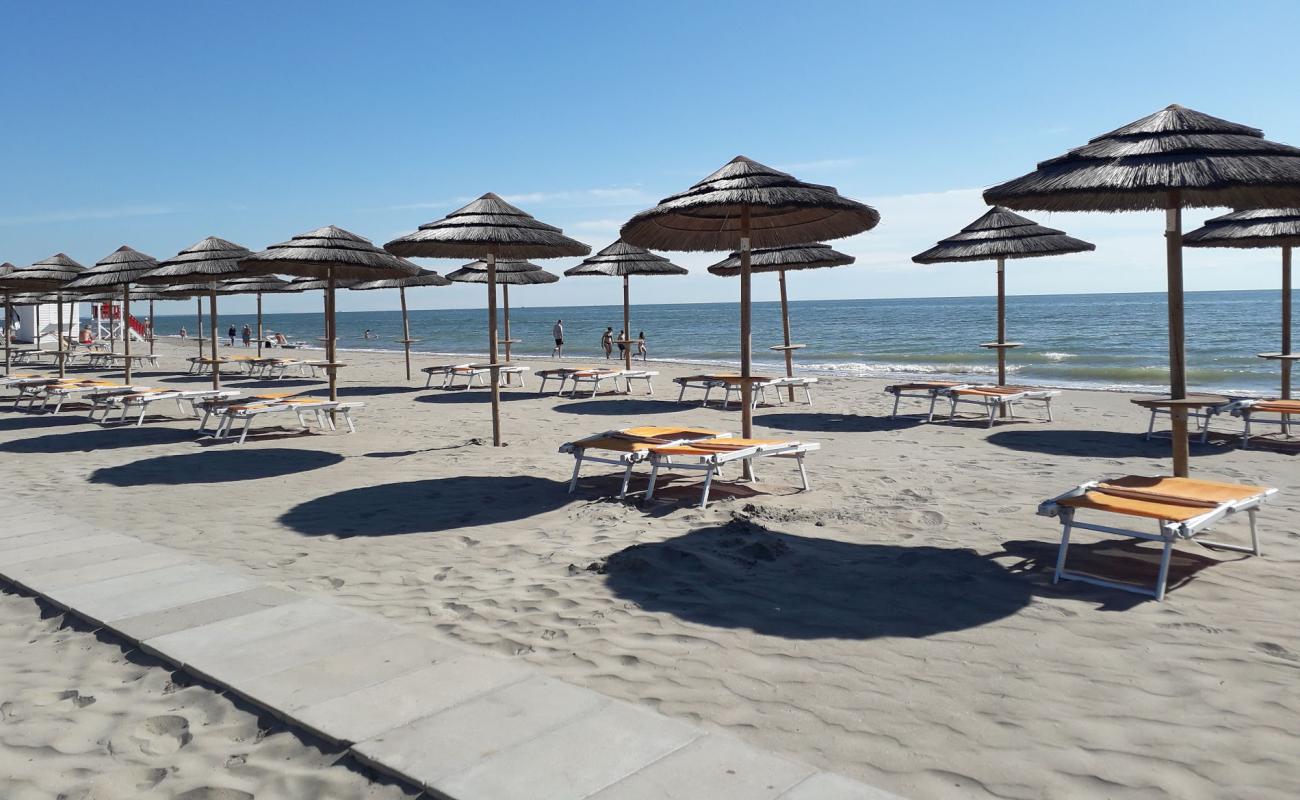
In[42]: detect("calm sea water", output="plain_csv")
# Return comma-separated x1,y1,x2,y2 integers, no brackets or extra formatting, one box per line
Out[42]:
148,289,1297,395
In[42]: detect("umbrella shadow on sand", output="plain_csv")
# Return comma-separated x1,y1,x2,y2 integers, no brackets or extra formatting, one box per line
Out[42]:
414,391,541,405
88,448,343,486
986,429,1232,460
553,399,696,416
0,426,195,454
598,519,1033,639
280,476,571,537
756,412,922,434
0,414,86,434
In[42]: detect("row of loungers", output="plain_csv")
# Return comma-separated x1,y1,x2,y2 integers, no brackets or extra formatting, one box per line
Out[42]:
186,355,337,379
884,380,1059,427
1143,396,1300,449
674,374,819,407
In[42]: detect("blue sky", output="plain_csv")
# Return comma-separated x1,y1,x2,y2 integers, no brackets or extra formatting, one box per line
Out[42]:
3,0,1300,315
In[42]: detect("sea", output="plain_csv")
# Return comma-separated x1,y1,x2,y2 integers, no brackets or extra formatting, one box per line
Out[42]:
146,289,1296,396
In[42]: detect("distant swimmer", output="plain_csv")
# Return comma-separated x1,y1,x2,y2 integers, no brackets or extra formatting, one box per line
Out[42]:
363,329,377,339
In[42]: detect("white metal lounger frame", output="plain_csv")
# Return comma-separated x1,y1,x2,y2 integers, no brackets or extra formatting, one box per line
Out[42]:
1038,482,1274,600
1229,399,1296,447
568,370,656,398
733,376,818,408
212,401,363,444
885,384,969,421
559,431,734,501
942,388,1057,428
646,441,820,509
91,389,241,426
675,377,730,406
1143,401,1236,443
41,385,142,414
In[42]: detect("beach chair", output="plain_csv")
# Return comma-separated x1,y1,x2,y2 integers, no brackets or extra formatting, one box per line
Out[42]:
674,374,731,405
645,437,820,508
92,388,242,426
940,385,1059,427
748,376,818,407
422,363,474,388
883,381,968,420
1138,393,1239,443
22,379,127,412
187,355,231,374
1229,398,1300,447
1038,475,1275,600
560,426,727,500
212,398,364,444
193,391,301,433
535,367,595,395
569,368,632,397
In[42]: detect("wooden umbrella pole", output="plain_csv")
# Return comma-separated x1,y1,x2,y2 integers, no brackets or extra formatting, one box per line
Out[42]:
1165,202,1190,477
196,298,204,358
996,257,1007,386
208,286,221,390
623,274,632,371
149,300,155,355
56,291,66,379
3,294,10,374
1282,245,1292,400
503,283,512,362
400,286,411,381
487,250,501,446
106,301,113,350
327,270,337,402
739,207,754,481
122,284,132,384
778,269,795,401
256,292,263,357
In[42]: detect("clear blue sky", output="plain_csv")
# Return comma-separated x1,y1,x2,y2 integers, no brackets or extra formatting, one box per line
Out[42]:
3,0,1299,316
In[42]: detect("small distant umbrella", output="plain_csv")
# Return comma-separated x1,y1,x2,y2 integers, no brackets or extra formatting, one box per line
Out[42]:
386,194,590,446
138,238,255,389
449,260,555,363
566,241,687,370
216,275,290,357
985,104,1300,476
349,268,451,381
0,254,87,377
912,208,1094,386
240,226,419,401
1185,208,1300,400
64,246,159,383
622,156,879,455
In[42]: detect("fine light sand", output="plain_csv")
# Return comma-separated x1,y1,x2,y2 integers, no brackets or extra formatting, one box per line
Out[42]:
2,338,1298,799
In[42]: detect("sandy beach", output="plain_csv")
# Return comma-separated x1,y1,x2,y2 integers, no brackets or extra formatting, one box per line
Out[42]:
2,339,1298,799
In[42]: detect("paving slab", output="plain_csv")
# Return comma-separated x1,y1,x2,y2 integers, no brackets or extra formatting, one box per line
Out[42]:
15,548,197,592
0,516,84,539
112,586,304,642
142,600,360,664
236,633,464,715
0,526,101,553
779,772,906,800
435,698,700,800
353,675,606,787
0,533,135,566
3,540,175,582
293,652,533,746
44,563,257,623
589,733,816,800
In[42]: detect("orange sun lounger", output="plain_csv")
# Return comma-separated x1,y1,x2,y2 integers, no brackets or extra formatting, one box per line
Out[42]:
560,426,728,499
644,436,820,508
1039,475,1276,600
1229,398,1300,447
884,381,967,420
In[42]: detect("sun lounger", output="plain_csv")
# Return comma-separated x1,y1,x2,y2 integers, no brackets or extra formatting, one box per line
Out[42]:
568,368,657,397
940,385,1058,427
187,355,231,374
1229,398,1300,447
90,388,242,426
211,398,364,444
560,426,728,499
645,437,820,508
422,364,473,388
748,376,818,407
193,391,301,433
89,352,160,369
884,381,968,420
535,367,594,395
1136,393,1240,443
42,382,145,413
674,374,774,406
1038,475,1275,600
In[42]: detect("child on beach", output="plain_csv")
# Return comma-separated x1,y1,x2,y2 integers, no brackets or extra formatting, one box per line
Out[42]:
601,327,613,359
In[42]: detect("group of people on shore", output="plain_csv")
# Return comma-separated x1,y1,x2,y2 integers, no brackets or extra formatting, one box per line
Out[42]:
550,320,647,361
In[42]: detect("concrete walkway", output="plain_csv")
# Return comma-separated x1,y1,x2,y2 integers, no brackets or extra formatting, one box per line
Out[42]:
0,500,903,800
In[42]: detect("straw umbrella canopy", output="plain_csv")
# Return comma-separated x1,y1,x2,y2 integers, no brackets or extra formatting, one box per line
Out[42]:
348,268,451,381
138,237,255,389
984,104,1300,476
622,156,880,454
1185,208,1300,400
0,254,88,377
707,243,853,394
565,240,687,370
385,194,590,446
63,246,159,383
213,275,290,358
448,259,555,363
240,226,419,401
912,208,1094,385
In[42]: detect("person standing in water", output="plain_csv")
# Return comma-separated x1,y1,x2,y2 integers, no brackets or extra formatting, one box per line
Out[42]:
227,324,236,347
616,329,627,359
601,327,614,359
241,324,252,347
636,331,647,361
552,320,564,358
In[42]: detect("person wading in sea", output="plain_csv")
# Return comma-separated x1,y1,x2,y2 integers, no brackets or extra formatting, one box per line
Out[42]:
601,327,613,359
552,319,564,358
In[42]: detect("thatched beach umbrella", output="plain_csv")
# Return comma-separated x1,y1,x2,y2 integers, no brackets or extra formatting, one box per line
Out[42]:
215,275,289,357
912,208,1094,385
622,156,879,453
386,194,590,446
565,240,687,370
349,268,451,380
0,254,87,377
449,259,554,363
241,227,419,401
985,104,1300,476
709,243,854,396
64,246,159,383
1185,208,1300,400
138,237,255,389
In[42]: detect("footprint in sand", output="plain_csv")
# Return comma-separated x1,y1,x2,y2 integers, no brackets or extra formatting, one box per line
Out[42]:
175,789,254,800
130,714,192,755
63,767,168,800
1254,641,1299,662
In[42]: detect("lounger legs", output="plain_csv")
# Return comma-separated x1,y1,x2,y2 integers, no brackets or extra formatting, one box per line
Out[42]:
1153,534,1174,602
568,451,584,493
1052,512,1074,585
619,463,633,499
795,453,809,490
698,466,714,509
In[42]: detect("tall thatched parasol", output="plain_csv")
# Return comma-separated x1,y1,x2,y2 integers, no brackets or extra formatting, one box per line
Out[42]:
565,240,687,370
138,237,255,389
1185,208,1300,400
449,259,554,363
985,104,1300,476
622,156,879,458
215,275,289,357
708,243,853,395
0,254,88,377
912,208,1094,385
348,268,451,380
386,194,590,446
64,246,159,383
241,226,419,401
